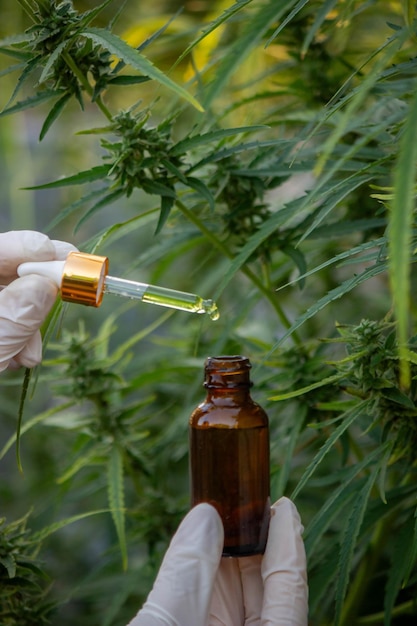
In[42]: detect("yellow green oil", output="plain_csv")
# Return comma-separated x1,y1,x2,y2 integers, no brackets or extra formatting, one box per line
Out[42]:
142,286,219,320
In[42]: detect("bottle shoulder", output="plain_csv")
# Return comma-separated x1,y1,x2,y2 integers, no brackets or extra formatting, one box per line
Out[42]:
189,398,269,428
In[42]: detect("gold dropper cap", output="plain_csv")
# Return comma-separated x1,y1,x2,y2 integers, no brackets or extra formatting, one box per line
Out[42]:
61,251,108,307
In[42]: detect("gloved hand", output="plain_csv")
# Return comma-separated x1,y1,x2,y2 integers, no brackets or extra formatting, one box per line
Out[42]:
0,230,77,372
129,497,308,626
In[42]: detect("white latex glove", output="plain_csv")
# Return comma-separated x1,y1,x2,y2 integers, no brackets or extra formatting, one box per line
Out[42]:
0,230,77,372
129,497,308,626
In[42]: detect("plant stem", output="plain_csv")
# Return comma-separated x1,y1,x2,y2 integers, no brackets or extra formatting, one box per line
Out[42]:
62,51,113,121
356,599,417,624
176,199,302,344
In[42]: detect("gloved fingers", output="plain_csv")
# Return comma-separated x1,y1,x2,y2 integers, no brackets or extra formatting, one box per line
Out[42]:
51,238,78,260
261,497,308,626
0,231,56,282
0,230,77,283
208,557,244,626
0,275,58,372
11,331,43,369
129,503,224,626
239,555,263,625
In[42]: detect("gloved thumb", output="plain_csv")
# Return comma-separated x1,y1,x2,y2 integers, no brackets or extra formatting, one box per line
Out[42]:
128,504,223,626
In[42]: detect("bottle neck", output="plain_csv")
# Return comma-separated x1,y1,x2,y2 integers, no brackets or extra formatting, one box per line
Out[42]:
203,355,253,397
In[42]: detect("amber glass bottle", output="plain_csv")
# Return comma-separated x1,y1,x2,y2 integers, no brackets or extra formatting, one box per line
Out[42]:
189,356,270,557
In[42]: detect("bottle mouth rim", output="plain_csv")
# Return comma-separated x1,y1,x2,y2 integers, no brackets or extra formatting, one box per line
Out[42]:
204,356,252,388
205,355,251,372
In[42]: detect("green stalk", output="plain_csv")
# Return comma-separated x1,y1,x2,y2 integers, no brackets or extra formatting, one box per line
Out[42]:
176,199,301,343
357,600,417,624
62,50,113,121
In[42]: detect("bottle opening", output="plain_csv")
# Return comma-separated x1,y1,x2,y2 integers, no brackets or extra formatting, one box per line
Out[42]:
204,355,252,388
205,355,251,372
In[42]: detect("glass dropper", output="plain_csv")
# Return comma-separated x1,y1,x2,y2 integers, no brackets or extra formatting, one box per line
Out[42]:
104,275,219,320
17,251,220,321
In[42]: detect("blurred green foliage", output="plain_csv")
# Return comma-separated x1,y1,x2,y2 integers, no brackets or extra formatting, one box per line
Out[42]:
1,1,417,624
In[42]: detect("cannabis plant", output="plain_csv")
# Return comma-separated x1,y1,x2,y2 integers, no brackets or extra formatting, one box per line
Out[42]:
1,1,417,624
0,513,54,626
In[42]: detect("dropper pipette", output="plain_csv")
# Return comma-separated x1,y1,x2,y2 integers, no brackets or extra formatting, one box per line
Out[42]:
17,251,219,320
103,275,219,319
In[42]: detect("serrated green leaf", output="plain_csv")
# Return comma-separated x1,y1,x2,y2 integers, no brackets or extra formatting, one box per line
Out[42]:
160,158,215,211
30,510,109,544
265,0,309,48
384,514,417,625
57,444,105,484
0,48,32,65
111,7,183,82
404,348,417,365
173,0,253,69
388,86,417,388
305,482,360,561
144,7,184,46
377,441,395,504
155,194,174,235
0,401,76,461
107,445,127,570
309,549,340,616
314,31,406,176
0,89,59,116
269,262,387,352
402,507,417,586
39,92,72,140
270,373,343,401
335,463,381,625
75,188,126,232
381,387,416,408
2,55,44,110
282,244,307,289
275,408,306,497
185,176,215,211
301,0,339,56
84,206,159,252
202,0,295,107
305,444,391,558
276,237,385,293
78,0,116,27
309,219,386,240
38,40,67,85
46,188,109,231
82,27,203,111
297,175,373,245
141,179,176,198
188,138,287,172
169,126,267,156
0,33,33,47
25,164,111,189
291,400,370,500
0,61,26,78
0,554,17,578
107,74,150,86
